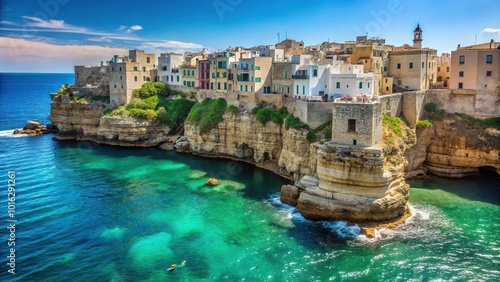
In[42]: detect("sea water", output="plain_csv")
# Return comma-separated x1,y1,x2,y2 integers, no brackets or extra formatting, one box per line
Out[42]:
0,73,499,281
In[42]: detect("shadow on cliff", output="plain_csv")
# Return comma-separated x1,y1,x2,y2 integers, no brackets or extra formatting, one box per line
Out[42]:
409,169,500,206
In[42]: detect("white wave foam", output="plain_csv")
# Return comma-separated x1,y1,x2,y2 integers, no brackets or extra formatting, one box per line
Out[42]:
0,129,28,138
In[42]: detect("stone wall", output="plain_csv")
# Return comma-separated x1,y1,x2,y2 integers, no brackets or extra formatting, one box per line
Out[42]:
402,90,426,126
425,89,500,118
293,100,334,129
74,65,109,87
379,93,403,117
332,101,382,147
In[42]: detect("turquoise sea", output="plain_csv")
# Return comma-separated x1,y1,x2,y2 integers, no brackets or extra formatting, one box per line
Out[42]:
0,73,499,281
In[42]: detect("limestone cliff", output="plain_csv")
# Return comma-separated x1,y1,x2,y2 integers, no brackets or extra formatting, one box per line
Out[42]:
413,115,500,178
49,95,172,147
184,111,311,180
281,120,415,224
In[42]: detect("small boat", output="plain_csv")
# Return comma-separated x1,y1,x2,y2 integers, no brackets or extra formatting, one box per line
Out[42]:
167,263,177,272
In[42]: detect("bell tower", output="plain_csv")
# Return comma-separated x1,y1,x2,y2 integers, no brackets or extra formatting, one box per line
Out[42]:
413,24,423,49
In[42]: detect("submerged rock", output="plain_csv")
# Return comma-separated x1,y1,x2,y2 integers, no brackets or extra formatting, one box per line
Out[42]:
205,178,220,186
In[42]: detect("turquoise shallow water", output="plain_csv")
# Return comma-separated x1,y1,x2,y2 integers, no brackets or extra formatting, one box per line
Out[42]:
0,73,499,281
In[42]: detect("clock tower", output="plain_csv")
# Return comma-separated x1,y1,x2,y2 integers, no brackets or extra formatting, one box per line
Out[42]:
413,24,423,49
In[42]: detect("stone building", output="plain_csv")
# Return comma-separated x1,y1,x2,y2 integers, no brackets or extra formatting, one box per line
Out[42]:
74,64,109,87
108,50,156,106
271,62,295,95
331,100,383,147
388,25,438,91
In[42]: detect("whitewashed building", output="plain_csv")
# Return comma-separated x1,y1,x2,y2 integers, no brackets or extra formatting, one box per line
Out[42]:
158,53,184,86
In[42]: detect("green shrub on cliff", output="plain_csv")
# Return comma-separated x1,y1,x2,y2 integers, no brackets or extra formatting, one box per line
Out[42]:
128,108,157,120
383,115,403,137
187,98,228,134
285,115,309,130
157,99,196,128
416,119,433,128
227,105,239,114
254,106,289,125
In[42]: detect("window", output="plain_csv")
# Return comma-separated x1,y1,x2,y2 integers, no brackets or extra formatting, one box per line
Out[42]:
486,71,492,77
284,71,288,79
134,76,137,82
245,85,248,92
240,85,243,91
119,67,122,71
216,72,220,78
143,76,146,81
162,66,167,71
255,77,261,83
386,86,389,91
255,66,260,70
368,82,370,88
438,67,441,72
409,62,414,69
287,87,290,94
177,76,179,82
397,63,401,69
446,66,450,72
296,85,299,94
459,55,465,64
211,82,213,89
224,82,227,90
166,76,169,82
422,62,424,68
486,55,493,64
348,119,356,132
459,71,464,77
212,73,215,78
458,82,463,89
336,82,340,89
217,82,220,90
313,69,318,77
383,66,387,72
359,82,363,89
147,57,150,63
192,70,195,76
183,81,186,86
142,67,146,72
302,85,305,94
183,70,186,76
171,75,174,81
223,72,227,78
120,75,122,80
114,84,116,88
121,85,123,89
111,67,114,71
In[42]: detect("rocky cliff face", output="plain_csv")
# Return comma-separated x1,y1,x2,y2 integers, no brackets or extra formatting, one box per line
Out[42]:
414,116,500,178
184,111,312,180
49,95,171,147
281,122,415,224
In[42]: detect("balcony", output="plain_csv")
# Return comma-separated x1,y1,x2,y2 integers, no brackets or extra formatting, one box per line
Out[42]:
292,74,309,79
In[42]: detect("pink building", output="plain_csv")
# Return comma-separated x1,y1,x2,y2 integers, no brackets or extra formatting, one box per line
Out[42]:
197,59,210,89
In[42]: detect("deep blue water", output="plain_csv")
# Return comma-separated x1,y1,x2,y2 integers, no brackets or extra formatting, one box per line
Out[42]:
0,73,499,281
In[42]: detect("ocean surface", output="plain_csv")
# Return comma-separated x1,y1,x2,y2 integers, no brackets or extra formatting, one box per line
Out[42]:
0,73,499,281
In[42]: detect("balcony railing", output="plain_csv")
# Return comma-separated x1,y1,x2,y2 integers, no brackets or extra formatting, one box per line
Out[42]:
292,74,309,79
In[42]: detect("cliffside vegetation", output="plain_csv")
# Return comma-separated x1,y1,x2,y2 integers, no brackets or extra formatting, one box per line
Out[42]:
186,98,228,134
105,82,195,128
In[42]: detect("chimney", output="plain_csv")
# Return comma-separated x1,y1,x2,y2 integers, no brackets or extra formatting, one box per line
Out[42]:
491,39,494,49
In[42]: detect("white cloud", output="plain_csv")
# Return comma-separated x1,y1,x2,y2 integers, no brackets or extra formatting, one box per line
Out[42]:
483,28,500,35
0,20,16,25
127,25,143,33
22,16,88,32
140,40,203,50
0,37,128,72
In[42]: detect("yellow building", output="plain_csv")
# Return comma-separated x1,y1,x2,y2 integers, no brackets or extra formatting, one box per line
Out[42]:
209,51,238,92
181,65,196,88
449,40,500,94
109,50,156,106
436,53,451,82
236,57,273,93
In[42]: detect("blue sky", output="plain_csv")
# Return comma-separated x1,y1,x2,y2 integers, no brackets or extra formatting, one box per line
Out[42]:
1,0,499,72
